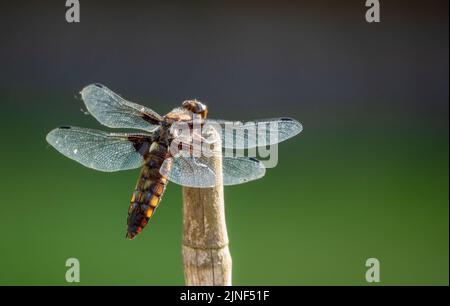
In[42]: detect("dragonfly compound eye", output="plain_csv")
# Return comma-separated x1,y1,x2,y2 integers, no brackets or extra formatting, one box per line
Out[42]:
182,100,207,114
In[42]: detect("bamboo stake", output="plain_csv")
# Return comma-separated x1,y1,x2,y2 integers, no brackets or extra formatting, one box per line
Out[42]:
182,129,232,286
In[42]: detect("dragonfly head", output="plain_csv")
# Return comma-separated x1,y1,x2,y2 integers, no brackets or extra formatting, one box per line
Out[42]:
182,99,208,119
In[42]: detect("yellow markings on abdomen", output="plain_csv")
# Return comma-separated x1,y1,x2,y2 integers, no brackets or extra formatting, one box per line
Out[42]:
145,206,154,218
127,144,170,239
149,195,159,208
127,176,168,239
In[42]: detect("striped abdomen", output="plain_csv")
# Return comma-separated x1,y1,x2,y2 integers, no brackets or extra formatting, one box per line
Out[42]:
126,142,169,240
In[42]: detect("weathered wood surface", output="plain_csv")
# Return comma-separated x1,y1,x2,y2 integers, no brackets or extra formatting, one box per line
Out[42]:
182,130,232,286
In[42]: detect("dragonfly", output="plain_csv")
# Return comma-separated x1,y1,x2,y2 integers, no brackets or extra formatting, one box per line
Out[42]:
46,84,302,239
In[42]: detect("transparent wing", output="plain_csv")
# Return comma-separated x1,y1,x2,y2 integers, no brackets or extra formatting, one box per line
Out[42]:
160,155,266,188
46,126,152,172
205,117,302,149
80,83,163,132
222,156,266,185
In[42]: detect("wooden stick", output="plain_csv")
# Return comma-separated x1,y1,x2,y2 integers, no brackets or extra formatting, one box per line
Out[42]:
182,130,232,286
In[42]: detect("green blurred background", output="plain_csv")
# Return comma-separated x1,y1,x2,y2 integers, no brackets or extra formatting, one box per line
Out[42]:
0,0,448,285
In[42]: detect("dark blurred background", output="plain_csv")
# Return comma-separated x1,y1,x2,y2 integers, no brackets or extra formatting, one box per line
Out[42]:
0,0,448,285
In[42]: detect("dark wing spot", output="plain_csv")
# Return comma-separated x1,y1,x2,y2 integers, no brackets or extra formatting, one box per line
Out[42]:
248,157,261,163
127,136,151,156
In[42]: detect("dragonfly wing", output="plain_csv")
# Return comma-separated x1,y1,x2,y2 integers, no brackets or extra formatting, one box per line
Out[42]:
46,126,152,172
160,155,216,188
80,83,163,132
222,156,266,186
206,117,302,149
160,155,266,187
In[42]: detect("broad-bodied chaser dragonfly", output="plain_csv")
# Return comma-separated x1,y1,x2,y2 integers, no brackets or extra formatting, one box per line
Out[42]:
46,84,302,239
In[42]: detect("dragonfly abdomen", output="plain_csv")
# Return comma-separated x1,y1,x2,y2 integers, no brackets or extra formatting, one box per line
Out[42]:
126,143,169,240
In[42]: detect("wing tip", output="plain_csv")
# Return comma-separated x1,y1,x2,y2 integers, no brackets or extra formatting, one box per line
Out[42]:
45,128,61,146
45,126,82,148
280,117,303,133
80,83,107,96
